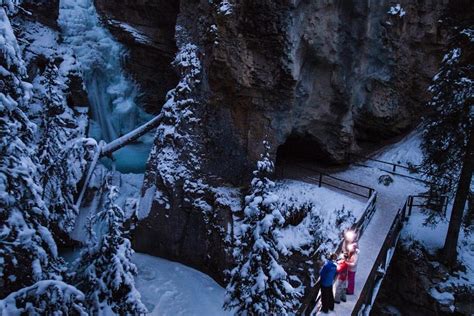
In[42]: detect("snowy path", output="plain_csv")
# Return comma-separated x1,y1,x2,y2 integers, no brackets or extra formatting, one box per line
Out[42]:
308,164,426,315
308,133,428,315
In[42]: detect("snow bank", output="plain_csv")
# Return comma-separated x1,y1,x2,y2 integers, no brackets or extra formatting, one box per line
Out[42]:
133,253,230,316
374,131,423,167
403,208,474,291
270,180,365,257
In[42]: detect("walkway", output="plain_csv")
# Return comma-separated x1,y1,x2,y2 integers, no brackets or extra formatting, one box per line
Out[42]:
280,155,427,315
328,163,426,315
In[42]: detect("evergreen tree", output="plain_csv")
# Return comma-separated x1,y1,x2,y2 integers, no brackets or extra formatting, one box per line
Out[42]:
36,60,90,243
421,24,473,266
37,60,74,167
0,3,62,298
74,183,147,315
224,141,301,315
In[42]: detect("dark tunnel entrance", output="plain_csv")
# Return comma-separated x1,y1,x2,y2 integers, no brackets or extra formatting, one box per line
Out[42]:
275,133,338,177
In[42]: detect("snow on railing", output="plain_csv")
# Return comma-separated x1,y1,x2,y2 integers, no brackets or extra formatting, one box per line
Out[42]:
406,194,449,217
352,197,409,315
347,153,452,188
352,193,378,239
289,163,375,199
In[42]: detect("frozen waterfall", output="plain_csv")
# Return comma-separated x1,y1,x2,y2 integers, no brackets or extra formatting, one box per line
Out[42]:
58,0,153,173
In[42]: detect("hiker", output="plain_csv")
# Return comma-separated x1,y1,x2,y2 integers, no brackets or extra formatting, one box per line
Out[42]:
319,253,337,313
346,243,359,295
334,253,349,303
342,230,357,253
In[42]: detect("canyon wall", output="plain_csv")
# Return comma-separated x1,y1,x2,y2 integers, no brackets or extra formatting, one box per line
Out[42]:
94,0,179,113
96,0,449,176
94,0,451,283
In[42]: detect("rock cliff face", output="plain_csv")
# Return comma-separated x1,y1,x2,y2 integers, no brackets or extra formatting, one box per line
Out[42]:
94,0,179,113
23,0,59,29
94,0,451,283
97,0,449,175
204,0,449,174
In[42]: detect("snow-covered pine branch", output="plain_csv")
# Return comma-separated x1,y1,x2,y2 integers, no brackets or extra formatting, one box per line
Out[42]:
421,26,474,225
0,280,87,315
37,60,90,242
421,24,473,265
74,182,147,315
224,141,301,315
0,4,66,298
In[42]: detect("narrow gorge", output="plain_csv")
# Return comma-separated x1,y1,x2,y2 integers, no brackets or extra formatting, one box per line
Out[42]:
1,0,472,315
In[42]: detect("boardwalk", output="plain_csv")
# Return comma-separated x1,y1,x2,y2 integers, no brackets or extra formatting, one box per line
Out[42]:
279,155,427,315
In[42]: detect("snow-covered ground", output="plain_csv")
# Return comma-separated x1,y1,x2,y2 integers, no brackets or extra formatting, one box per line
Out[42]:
133,253,230,316
59,251,229,315
274,180,366,219
403,209,474,292
272,180,366,257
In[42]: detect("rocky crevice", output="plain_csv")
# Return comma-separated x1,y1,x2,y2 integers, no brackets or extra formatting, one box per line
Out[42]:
94,0,180,113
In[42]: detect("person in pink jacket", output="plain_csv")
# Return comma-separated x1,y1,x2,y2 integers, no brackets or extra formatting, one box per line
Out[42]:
346,243,359,295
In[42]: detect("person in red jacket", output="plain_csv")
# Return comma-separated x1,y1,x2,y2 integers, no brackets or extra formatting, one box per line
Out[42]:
334,253,349,303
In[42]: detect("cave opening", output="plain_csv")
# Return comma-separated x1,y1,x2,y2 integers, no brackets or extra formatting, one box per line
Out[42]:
275,133,335,174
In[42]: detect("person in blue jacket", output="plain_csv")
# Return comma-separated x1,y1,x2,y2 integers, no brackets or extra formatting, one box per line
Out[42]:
319,253,338,313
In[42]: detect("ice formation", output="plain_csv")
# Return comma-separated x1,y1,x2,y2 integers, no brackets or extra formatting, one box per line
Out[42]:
58,0,153,173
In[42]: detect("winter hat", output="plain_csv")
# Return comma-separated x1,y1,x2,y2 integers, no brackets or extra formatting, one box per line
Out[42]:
348,243,358,253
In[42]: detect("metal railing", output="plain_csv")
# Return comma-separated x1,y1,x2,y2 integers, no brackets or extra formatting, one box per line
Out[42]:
279,163,375,199
347,153,452,188
297,191,378,315
348,153,417,173
351,197,409,315
407,194,449,217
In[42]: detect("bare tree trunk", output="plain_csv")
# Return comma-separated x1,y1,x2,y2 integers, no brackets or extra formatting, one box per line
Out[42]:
100,113,163,157
442,126,474,267
74,113,163,208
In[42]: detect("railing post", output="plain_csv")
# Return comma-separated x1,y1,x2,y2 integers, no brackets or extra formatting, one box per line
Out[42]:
318,173,322,187
408,196,413,217
393,164,396,172
443,196,448,216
